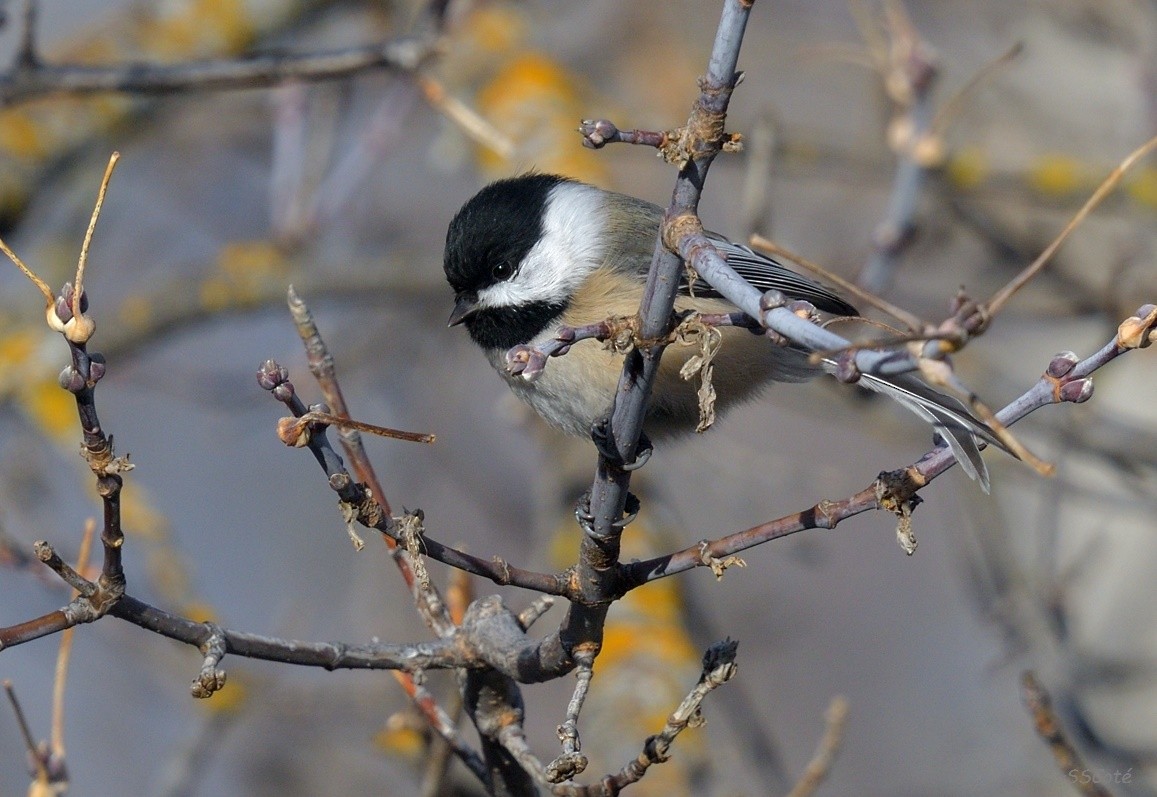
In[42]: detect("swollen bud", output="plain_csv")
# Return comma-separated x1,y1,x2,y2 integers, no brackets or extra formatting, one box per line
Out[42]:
1058,378,1093,404
1046,351,1079,378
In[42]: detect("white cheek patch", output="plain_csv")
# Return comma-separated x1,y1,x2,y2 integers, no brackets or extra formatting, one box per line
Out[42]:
477,183,606,309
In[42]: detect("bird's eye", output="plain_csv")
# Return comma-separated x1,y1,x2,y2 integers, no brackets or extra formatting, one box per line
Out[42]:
491,262,514,281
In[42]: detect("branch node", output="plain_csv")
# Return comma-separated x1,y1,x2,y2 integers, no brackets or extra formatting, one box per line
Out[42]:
874,469,924,556
191,625,228,699
396,508,430,590
338,496,366,551
696,541,746,580
759,288,787,313
1117,304,1157,350
516,596,554,630
545,751,587,783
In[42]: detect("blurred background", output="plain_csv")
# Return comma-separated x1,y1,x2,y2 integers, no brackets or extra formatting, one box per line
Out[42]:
0,1,1155,794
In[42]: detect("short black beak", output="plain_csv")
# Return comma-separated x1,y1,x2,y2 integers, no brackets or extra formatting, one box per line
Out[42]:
448,295,477,327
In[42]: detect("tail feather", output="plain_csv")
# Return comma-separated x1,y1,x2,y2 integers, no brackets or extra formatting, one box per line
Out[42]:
829,363,1007,493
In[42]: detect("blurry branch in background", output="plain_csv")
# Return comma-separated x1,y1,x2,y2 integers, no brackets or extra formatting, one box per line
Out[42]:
1021,671,1115,797
751,129,1157,476
0,2,446,102
0,0,506,244
4,679,68,795
1,520,90,796
785,695,850,797
833,1,1024,295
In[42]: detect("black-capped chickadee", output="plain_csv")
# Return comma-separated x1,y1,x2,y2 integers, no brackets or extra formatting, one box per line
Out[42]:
444,173,996,488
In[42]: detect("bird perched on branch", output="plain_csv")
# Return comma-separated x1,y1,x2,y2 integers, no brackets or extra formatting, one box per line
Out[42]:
444,173,1000,489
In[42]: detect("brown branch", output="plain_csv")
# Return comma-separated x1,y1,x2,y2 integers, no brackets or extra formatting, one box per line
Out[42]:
784,696,850,797
257,359,569,596
1021,671,1113,797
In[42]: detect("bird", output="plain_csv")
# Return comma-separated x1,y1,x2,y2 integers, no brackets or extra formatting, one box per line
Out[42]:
443,173,999,489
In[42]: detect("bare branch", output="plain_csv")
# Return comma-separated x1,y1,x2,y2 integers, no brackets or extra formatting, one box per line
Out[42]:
1021,671,1113,797
621,319,1151,587
578,119,669,150
72,151,119,334
558,0,757,703
784,696,850,797
50,518,95,758
983,134,1157,319
256,358,568,595
589,639,740,795
0,38,437,104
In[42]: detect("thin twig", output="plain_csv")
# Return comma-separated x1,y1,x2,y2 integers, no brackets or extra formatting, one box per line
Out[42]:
597,640,739,793
258,359,565,595
1021,671,1112,797
983,134,1157,318
50,518,95,757
929,40,1023,137
416,73,515,159
4,679,45,779
546,653,595,783
784,696,850,797
749,234,923,330
0,232,53,307
73,151,119,321
294,410,436,445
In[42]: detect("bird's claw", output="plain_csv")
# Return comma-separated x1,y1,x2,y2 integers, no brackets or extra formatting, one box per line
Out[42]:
591,420,653,471
574,490,595,534
574,490,641,532
613,492,641,529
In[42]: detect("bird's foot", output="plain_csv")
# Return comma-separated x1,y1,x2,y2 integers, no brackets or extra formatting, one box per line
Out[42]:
591,420,653,471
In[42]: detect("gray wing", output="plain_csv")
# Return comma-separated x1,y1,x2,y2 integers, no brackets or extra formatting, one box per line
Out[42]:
680,233,858,317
